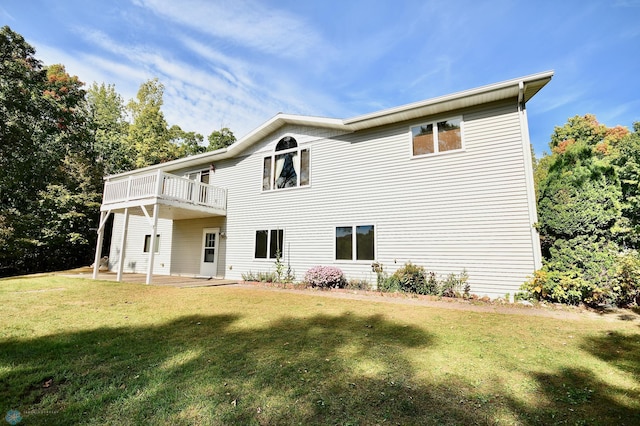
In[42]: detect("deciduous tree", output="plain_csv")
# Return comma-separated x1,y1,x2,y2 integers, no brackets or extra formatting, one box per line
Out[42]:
207,127,236,151
86,82,133,174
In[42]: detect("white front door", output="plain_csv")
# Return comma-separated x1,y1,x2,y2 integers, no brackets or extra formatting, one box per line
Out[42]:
200,228,219,277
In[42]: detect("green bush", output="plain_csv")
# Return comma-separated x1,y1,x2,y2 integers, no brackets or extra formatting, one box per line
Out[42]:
440,269,470,298
377,274,401,292
521,239,640,306
392,262,429,294
375,262,470,298
613,251,640,305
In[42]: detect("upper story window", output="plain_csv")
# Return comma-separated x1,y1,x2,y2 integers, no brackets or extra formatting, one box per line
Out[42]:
186,169,210,184
411,117,463,156
262,136,310,191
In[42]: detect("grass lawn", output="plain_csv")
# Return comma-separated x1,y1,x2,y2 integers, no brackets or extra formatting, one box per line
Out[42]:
1,276,639,425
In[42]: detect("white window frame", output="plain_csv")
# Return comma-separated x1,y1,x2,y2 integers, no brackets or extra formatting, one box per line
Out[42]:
254,228,285,260
410,116,465,158
262,137,310,191
334,224,376,262
143,234,160,253
185,169,210,183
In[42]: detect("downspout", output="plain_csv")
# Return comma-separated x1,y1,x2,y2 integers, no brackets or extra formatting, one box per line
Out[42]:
518,81,543,270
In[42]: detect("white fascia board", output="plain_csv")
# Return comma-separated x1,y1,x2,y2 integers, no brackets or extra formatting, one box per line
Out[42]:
344,70,554,130
223,113,347,158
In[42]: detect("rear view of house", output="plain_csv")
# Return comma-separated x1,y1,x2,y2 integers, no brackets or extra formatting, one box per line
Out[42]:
93,71,553,299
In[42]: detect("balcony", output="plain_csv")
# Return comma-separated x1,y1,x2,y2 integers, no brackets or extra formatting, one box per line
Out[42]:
101,170,227,219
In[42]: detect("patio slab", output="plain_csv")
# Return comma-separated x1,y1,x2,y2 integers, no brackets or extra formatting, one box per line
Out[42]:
61,269,238,288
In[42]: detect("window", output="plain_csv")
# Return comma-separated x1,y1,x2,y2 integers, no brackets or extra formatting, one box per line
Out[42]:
254,229,284,259
335,225,375,261
262,136,310,190
185,169,211,203
411,117,463,156
143,234,160,253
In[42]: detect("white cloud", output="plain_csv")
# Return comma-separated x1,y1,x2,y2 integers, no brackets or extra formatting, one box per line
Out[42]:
71,28,305,137
133,0,326,59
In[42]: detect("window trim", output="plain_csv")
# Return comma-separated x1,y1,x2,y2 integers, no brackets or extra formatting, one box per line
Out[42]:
410,116,464,158
334,224,376,262
254,228,285,260
185,169,210,183
143,234,160,253
262,136,311,191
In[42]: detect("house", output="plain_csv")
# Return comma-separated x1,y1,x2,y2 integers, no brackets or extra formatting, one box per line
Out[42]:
92,71,553,299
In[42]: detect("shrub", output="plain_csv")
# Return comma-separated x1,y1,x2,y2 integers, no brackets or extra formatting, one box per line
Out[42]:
241,271,278,283
377,274,401,292
615,251,640,306
440,269,470,298
346,278,371,290
521,269,589,305
392,262,428,294
375,262,470,297
304,266,346,289
520,236,640,306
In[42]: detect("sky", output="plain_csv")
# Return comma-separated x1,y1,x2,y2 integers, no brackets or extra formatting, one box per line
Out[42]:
1,0,639,155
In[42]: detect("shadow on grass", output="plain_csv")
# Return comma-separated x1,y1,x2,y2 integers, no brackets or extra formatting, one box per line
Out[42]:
0,312,477,425
2,313,640,425
501,330,640,425
502,367,640,425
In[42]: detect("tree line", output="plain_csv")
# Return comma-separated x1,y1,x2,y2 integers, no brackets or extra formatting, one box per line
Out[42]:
0,26,235,276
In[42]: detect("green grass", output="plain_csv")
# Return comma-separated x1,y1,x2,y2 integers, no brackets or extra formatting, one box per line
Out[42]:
1,276,639,425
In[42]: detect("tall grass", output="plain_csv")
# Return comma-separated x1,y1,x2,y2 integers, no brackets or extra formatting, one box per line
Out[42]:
1,275,639,425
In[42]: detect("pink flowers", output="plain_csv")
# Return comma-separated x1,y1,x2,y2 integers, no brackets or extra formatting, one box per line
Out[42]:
304,266,346,288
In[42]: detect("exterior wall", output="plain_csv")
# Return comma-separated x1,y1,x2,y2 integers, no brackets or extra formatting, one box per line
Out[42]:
171,217,226,277
213,100,536,298
109,212,173,275
107,99,539,298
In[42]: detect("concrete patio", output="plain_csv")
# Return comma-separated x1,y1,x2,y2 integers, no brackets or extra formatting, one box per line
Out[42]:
62,268,238,288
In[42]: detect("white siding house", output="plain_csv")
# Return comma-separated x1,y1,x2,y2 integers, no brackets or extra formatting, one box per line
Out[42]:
93,71,553,299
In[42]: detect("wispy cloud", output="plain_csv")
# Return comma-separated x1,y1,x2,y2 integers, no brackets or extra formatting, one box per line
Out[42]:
534,89,585,114
133,0,326,59
597,99,640,127
72,27,323,137
0,6,15,21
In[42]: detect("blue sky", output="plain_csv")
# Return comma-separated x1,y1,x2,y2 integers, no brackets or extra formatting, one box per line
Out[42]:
2,0,639,155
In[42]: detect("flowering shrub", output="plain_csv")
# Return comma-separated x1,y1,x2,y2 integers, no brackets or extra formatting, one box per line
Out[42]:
304,266,346,288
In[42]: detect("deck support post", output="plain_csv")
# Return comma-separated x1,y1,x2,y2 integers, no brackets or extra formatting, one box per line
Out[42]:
145,204,160,285
92,211,107,279
116,208,129,282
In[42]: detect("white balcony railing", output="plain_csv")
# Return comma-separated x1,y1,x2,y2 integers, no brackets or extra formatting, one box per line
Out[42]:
103,170,227,212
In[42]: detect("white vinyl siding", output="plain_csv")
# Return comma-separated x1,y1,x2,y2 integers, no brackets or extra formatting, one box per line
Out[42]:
109,213,172,275
107,100,538,298
171,217,226,276
218,100,536,298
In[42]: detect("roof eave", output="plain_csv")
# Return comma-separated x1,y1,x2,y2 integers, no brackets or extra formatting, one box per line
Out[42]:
344,70,554,130
105,70,553,180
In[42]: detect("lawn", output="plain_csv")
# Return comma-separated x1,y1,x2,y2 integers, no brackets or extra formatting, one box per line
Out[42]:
1,276,639,425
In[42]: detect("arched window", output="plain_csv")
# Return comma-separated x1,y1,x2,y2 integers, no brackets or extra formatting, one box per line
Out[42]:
262,136,310,190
